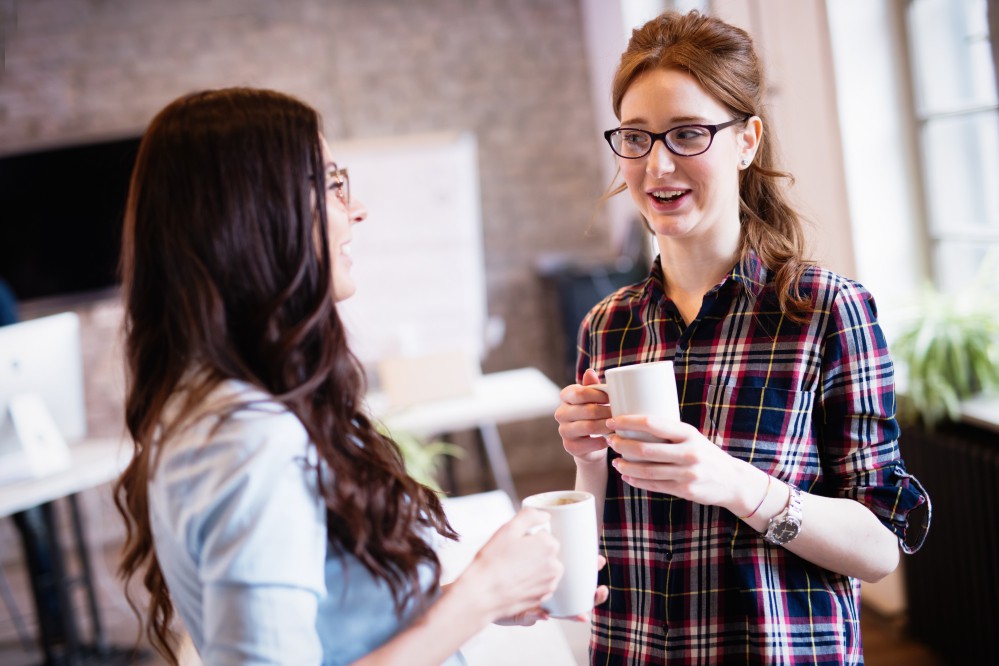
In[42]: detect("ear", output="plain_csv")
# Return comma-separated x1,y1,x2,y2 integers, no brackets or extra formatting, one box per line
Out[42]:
737,116,763,169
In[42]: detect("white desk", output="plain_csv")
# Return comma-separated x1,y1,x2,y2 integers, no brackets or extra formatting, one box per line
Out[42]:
368,367,563,501
0,437,129,518
0,437,133,664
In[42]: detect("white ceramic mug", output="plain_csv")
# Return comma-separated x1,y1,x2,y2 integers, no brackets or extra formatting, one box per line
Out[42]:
521,490,598,618
604,360,680,443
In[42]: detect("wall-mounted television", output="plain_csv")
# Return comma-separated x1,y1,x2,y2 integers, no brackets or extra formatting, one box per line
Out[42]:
0,135,141,304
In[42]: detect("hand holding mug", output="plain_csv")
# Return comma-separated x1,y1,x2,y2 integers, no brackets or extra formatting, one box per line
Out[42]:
521,491,601,618
460,507,563,623
604,361,680,445
608,415,760,513
555,369,612,464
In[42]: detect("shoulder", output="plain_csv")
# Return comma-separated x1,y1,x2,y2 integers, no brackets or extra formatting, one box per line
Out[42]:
785,265,879,322
796,265,871,300
155,379,312,486
582,277,653,331
150,380,323,566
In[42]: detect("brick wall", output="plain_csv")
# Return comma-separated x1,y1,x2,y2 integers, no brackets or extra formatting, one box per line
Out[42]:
0,0,610,556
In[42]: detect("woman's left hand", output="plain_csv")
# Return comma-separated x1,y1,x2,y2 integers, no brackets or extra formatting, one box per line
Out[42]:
493,556,610,626
607,415,761,515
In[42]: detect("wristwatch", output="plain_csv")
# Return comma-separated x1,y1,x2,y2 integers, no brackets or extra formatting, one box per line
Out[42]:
763,484,802,546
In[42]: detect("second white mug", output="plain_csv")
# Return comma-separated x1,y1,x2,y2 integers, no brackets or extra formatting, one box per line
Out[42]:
521,490,598,618
604,360,680,442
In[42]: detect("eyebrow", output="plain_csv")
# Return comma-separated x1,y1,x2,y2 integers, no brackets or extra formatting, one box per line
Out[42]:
620,115,709,127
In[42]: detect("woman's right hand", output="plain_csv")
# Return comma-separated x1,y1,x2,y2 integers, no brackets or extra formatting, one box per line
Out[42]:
554,368,612,464
457,508,563,623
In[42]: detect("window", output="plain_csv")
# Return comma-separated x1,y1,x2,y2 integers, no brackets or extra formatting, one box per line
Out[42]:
905,0,998,292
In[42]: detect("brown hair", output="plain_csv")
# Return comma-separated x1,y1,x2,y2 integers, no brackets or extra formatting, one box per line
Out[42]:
114,87,455,664
611,10,812,318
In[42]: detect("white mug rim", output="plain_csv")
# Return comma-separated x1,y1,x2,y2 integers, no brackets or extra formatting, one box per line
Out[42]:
522,490,594,510
605,360,675,377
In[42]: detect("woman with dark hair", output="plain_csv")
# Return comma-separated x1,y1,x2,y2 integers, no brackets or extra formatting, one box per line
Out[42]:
114,87,583,666
554,11,929,665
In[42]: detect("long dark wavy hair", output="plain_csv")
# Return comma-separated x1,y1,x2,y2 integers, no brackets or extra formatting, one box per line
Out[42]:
610,10,813,320
113,87,456,664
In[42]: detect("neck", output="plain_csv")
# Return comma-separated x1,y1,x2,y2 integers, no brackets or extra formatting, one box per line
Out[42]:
655,225,741,301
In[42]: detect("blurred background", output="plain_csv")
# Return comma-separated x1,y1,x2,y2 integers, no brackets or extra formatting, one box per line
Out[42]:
0,0,996,664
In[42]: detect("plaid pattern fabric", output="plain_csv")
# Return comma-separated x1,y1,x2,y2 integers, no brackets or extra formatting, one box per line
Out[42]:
579,253,927,665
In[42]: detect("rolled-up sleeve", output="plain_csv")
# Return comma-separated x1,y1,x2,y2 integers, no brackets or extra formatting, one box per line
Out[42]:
817,280,929,552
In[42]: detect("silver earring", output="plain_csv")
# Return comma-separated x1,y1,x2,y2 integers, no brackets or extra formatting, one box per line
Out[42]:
741,158,750,167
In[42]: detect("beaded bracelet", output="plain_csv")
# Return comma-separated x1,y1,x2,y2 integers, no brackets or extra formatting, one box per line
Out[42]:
740,473,772,519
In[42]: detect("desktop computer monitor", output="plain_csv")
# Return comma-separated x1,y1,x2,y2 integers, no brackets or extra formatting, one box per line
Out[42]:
0,312,86,483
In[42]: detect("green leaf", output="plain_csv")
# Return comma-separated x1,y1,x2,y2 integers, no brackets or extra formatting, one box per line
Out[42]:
375,423,463,493
890,277,999,430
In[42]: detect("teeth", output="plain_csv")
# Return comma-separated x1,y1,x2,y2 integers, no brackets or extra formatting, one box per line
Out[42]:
652,190,685,201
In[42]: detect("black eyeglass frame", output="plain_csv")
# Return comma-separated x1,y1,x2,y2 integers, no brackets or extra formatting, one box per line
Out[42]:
603,116,751,159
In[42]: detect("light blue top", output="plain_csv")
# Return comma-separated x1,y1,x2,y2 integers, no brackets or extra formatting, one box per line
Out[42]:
147,379,464,665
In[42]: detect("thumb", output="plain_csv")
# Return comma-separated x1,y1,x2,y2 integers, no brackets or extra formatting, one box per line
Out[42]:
509,507,551,534
581,368,601,386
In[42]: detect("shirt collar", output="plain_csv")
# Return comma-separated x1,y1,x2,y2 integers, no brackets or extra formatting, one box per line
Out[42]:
649,250,769,301
730,250,768,299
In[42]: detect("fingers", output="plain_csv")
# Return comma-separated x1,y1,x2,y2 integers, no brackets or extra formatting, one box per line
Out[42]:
558,367,609,408
612,457,689,484
558,384,610,410
495,607,549,626
608,437,694,466
607,414,690,441
558,418,612,447
508,507,552,534
555,370,615,467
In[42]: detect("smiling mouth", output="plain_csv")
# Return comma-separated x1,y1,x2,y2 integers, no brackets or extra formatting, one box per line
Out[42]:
650,190,687,203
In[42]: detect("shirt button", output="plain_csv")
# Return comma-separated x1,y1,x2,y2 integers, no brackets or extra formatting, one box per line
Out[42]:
664,551,672,561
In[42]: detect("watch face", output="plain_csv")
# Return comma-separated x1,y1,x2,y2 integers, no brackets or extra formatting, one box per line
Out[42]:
775,522,799,542
764,485,803,546
766,520,800,545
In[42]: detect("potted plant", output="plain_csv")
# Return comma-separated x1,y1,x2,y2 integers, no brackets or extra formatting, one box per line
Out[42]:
382,426,463,493
892,277,999,429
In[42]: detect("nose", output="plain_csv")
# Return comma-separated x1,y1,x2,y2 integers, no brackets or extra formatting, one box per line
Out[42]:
349,198,368,225
645,138,676,177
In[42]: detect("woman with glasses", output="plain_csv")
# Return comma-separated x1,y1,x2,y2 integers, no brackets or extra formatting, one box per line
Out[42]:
114,87,595,666
555,11,928,665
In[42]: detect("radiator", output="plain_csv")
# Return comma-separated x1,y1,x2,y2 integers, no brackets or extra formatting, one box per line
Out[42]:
900,422,999,665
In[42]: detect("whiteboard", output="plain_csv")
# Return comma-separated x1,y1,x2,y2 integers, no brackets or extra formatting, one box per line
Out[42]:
331,132,487,366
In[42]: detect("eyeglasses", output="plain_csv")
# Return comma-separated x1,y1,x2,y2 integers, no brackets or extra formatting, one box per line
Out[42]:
604,117,749,159
327,165,350,206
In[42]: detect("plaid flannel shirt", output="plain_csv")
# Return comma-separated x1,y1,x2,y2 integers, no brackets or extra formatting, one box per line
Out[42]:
579,253,927,665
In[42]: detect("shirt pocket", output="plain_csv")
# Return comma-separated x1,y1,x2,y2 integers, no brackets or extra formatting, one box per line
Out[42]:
703,383,817,475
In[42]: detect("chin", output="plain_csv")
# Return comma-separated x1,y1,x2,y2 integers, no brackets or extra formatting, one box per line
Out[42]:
333,281,357,303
